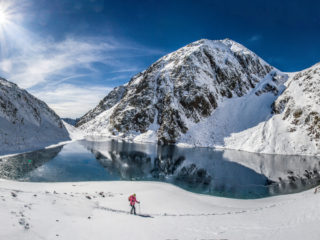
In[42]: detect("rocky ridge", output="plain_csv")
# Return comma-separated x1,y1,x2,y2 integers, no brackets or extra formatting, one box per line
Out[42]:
0,77,70,155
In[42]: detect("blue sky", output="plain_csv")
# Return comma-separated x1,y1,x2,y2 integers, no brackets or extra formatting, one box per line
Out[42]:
0,0,319,117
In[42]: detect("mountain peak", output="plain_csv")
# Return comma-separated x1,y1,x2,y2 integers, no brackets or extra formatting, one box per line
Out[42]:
160,38,264,69
186,38,251,52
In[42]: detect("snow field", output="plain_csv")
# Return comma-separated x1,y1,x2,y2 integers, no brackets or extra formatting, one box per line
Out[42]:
1,180,320,240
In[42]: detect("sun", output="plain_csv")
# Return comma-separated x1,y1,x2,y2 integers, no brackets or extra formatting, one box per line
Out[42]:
0,0,23,58
0,1,15,27
0,11,8,25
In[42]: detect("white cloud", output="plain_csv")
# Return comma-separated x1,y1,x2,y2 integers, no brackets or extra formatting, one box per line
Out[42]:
0,37,155,89
0,16,164,117
0,59,12,72
32,84,112,119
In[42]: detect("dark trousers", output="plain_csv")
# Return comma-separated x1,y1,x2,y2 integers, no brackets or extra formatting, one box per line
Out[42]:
130,204,136,215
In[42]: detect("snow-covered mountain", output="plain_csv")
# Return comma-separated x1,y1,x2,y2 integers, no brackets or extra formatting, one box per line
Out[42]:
224,63,320,155
77,38,319,155
0,77,70,155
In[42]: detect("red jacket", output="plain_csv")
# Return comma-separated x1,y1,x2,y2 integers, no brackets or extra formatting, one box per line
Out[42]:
128,195,139,206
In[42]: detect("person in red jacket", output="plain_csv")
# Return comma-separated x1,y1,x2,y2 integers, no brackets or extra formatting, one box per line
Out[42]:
128,193,140,215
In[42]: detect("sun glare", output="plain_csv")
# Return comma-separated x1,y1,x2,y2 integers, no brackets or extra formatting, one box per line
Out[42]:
0,10,9,25
0,2,15,27
0,1,22,58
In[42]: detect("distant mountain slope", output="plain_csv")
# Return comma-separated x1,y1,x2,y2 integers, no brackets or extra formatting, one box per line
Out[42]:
0,77,70,155
76,85,126,127
62,118,80,126
77,38,319,155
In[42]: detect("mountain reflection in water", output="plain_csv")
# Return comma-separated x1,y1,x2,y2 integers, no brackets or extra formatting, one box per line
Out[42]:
1,139,320,199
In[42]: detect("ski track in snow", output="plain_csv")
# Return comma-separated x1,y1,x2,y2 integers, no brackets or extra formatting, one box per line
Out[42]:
0,186,282,218
95,203,279,217
3,180,318,240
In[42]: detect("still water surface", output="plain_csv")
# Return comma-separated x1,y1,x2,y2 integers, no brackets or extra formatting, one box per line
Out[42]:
1,139,320,199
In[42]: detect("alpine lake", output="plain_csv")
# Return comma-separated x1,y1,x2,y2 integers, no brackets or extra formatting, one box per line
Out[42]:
1,138,320,199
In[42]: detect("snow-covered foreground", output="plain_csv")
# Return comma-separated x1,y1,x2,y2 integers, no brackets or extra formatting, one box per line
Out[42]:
1,180,320,240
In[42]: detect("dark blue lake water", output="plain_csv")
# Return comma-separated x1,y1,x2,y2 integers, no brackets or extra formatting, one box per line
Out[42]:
1,139,320,199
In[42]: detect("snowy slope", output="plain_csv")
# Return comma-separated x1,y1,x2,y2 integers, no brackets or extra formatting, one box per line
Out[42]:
0,77,70,155
62,121,84,140
223,63,320,155
1,179,320,240
178,71,287,147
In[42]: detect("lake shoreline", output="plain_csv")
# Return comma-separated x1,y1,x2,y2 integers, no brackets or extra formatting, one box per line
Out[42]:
2,140,320,199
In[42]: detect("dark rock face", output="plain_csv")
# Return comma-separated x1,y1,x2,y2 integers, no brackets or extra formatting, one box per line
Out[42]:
0,78,62,127
78,39,274,143
271,64,320,143
256,72,281,96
